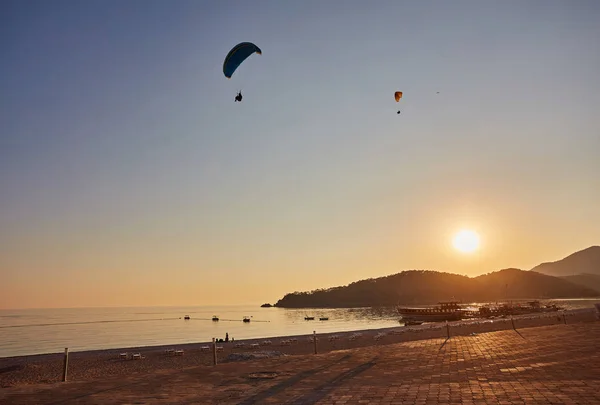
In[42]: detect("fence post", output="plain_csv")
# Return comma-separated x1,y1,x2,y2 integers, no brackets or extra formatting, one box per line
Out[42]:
212,338,217,366
445,321,450,339
563,311,567,325
313,331,317,354
511,316,516,330
62,348,69,382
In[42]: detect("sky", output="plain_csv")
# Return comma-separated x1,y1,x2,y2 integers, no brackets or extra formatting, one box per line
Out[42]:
1,0,599,309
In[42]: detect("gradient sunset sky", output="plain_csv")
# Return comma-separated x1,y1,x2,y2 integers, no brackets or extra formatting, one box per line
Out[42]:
2,1,599,309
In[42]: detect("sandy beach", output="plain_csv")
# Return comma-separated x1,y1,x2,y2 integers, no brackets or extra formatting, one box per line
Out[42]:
1,307,597,389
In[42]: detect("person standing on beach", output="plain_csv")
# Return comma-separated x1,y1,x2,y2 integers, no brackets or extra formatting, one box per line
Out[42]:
225,333,229,342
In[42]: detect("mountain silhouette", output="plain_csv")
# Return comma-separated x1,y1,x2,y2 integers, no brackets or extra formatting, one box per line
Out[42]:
560,273,600,293
273,246,600,308
531,246,600,277
274,268,599,308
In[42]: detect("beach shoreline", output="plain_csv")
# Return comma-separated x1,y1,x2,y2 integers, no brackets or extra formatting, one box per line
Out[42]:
1,307,597,388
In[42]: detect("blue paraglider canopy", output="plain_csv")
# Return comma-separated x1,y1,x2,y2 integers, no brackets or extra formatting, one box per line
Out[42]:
223,42,262,79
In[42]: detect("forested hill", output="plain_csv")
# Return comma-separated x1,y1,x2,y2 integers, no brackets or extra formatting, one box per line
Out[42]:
273,269,600,308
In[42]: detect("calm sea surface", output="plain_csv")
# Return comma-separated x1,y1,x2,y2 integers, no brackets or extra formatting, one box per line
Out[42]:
1,299,598,358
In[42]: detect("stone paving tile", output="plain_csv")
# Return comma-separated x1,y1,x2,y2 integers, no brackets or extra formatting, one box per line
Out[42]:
1,322,600,405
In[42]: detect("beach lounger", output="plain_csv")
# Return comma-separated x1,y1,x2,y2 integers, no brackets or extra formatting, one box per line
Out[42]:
250,343,260,349
132,353,142,360
119,353,128,360
174,350,184,356
200,346,210,351
216,346,224,352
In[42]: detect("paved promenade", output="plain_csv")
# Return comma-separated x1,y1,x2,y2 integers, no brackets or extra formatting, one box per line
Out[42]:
2,322,600,405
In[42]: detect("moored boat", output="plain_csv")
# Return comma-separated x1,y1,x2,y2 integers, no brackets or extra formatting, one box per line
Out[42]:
397,301,468,322
478,300,562,317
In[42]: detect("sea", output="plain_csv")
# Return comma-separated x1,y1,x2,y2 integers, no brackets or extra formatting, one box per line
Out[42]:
1,298,598,358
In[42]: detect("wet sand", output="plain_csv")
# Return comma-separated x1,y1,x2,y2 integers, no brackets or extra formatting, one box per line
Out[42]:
0,307,597,389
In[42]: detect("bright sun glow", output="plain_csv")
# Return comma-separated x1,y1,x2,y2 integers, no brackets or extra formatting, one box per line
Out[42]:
452,229,480,253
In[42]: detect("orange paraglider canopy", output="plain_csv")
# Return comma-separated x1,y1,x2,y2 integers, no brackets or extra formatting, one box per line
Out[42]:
394,91,403,102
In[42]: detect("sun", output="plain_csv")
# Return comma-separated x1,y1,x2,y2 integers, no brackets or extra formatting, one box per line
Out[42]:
452,229,480,253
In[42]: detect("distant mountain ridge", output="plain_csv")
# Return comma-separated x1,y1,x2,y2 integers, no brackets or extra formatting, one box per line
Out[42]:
274,268,599,308
530,246,600,277
560,274,600,293
273,246,600,308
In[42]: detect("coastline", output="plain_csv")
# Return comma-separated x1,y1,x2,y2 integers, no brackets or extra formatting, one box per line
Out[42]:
1,307,597,388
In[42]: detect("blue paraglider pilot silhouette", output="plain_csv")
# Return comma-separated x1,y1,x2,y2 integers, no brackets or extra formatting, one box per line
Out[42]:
223,42,261,103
